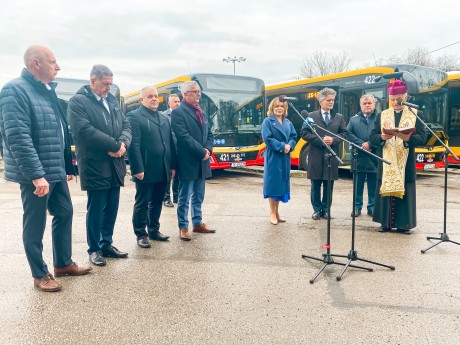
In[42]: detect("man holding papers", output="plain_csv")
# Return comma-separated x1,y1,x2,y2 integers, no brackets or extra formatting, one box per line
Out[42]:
369,80,427,234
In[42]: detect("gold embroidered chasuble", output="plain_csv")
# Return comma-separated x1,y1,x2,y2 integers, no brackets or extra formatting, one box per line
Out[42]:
380,107,417,198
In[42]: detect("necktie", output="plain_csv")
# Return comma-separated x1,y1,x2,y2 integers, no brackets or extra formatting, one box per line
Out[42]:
324,112,330,126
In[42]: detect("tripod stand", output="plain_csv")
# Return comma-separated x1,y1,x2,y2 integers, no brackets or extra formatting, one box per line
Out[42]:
408,107,460,253
285,103,370,283
335,146,395,281
301,151,372,283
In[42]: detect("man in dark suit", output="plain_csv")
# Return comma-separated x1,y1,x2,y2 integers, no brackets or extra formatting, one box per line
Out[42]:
127,87,175,248
301,87,347,220
161,94,181,207
171,81,215,241
68,65,132,266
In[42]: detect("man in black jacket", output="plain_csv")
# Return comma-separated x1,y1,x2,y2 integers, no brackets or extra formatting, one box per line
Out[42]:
0,45,91,292
68,65,132,266
171,81,215,241
127,87,175,248
347,95,379,217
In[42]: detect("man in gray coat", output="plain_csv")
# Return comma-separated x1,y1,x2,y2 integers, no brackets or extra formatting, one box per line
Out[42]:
162,93,181,207
0,46,91,292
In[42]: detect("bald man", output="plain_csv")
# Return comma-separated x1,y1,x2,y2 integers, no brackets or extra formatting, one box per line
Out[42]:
0,45,91,292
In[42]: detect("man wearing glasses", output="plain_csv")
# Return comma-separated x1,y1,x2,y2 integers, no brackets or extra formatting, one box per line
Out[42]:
171,81,215,241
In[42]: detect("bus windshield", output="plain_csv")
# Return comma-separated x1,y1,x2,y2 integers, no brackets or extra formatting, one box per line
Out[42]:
192,74,265,136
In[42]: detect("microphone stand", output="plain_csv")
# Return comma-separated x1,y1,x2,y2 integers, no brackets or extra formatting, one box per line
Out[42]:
335,142,395,281
287,103,371,284
402,106,460,253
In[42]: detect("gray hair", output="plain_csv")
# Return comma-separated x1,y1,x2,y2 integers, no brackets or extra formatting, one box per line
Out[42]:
180,81,200,96
141,86,158,98
168,93,180,101
317,87,337,102
90,64,113,80
360,94,376,103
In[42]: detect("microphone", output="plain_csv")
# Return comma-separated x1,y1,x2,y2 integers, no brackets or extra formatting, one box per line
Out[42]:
301,110,315,125
279,95,298,102
400,100,420,109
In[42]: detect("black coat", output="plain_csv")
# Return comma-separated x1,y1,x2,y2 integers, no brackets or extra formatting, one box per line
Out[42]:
68,85,132,191
171,102,213,180
127,106,176,183
346,111,378,173
301,109,347,180
0,69,74,184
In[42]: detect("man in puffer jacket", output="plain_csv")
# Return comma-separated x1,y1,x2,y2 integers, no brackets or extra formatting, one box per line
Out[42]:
0,45,91,292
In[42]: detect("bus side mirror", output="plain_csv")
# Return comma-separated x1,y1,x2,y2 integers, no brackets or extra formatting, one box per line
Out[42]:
402,72,420,95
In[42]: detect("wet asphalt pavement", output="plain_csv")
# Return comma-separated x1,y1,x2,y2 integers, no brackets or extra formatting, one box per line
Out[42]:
0,165,459,344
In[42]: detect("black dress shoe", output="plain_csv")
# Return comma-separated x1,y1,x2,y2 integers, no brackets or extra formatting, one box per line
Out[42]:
367,210,373,216
101,245,128,258
149,231,170,241
312,212,321,220
378,226,391,233
137,236,151,248
89,252,106,266
351,209,361,217
164,200,174,208
396,228,412,235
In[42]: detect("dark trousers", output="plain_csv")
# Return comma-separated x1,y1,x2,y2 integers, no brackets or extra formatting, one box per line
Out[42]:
86,187,120,254
20,181,73,279
354,172,377,212
133,180,167,239
310,179,335,214
164,173,179,202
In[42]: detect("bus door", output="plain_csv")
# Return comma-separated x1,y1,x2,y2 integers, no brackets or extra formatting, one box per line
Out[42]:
447,81,460,164
338,89,362,163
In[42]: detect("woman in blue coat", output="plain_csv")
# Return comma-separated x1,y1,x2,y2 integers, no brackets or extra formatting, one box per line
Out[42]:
261,98,297,225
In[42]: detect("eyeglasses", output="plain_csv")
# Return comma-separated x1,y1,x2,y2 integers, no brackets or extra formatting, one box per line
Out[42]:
187,90,201,94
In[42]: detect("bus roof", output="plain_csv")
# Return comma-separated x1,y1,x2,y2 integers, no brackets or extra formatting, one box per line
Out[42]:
123,73,264,99
266,67,395,91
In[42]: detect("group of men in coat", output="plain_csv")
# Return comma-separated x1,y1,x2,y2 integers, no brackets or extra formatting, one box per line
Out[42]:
0,45,215,292
301,83,426,234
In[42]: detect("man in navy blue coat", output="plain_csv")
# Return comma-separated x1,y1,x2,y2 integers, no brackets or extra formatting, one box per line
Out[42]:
347,95,379,217
171,81,215,241
0,46,91,292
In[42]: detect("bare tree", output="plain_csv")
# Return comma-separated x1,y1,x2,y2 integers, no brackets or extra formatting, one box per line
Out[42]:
404,46,434,67
435,53,460,71
299,50,351,78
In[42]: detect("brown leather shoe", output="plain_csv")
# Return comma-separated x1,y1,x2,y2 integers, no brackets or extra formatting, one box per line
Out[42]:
54,262,92,277
34,273,62,292
192,223,216,233
180,228,191,241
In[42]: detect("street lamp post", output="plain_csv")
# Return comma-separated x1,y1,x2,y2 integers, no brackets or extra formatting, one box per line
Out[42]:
223,56,246,75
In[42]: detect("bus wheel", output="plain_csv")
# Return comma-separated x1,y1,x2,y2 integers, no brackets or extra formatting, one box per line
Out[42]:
300,146,310,171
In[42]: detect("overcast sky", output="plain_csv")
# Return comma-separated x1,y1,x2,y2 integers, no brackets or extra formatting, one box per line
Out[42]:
1,0,459,93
